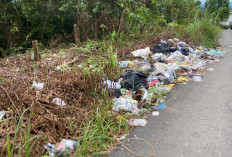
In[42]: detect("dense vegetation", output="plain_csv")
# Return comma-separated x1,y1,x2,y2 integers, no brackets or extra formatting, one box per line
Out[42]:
0,0,230,57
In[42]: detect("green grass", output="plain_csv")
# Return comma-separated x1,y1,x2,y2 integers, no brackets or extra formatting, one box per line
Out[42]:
186,16,221,47
6,104,41,157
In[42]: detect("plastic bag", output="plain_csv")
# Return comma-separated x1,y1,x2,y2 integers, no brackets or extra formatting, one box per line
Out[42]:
123,70,147,91
44,139,78,157
103,80,121,89
177,77,189,83
129,119,147,126
179,41,187,47
180,47,190,56
32,81,44,90
131,47,151,59
154,62,179,71
191,75,202,82
132,60,151,71
52,98,67,106
153,44,170,54
113,96,140,115
146,75,158,84
209,49,222,54
0,111,6,120
167,51,185,61
165,69,177,84
189,54,206,69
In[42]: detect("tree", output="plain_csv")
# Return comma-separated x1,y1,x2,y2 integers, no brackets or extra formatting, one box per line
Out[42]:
205,0,230,21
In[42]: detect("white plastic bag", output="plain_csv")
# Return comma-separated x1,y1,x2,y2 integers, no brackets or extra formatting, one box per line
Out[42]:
131,47,151,59
32,81,44,90
52,98,67,106
167,51,185,61
0,111,6,120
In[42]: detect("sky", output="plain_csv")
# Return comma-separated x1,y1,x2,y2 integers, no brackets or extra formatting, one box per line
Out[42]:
200,0,232,9
200,0,232,3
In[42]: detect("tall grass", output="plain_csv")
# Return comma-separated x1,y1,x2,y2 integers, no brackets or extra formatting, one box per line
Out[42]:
6,105,41,157
74,101,129,156
186,16,221,47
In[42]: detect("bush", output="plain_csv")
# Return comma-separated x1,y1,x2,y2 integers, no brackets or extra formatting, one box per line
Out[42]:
186,17,221,47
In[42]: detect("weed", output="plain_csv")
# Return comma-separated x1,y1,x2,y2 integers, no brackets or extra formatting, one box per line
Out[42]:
6,105,41,157
186,16,221,47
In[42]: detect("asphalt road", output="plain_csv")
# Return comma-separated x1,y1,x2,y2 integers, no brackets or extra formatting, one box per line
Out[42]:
110,29,232,157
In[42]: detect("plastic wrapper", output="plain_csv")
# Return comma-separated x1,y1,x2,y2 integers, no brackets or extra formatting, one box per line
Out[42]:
129,119,147,126
44,139,78,157
52,98,67,106
32,81,44,90
113,95,140,115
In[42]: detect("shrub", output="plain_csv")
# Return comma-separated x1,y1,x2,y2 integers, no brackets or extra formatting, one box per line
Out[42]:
186,17,221,47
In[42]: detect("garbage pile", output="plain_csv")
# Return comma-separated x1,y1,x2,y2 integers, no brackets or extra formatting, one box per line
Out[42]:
0,36,225,156
111,38,224,121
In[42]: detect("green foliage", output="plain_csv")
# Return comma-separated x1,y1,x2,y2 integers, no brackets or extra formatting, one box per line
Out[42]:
205,0,230,22
186,16,221,47
0,0,204,55
6,106,41,157
76,103,129,156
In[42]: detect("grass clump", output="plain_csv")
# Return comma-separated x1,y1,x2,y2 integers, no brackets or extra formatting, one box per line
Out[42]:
186,17,221,47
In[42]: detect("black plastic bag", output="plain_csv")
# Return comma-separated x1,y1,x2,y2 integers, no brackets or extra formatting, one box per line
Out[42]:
180,48,190,56
123,70,147,91
169,47,178,52
108,89,122,98
152,44,170,54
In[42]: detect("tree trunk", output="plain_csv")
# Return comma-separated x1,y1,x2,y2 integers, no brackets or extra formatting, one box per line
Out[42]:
75,0,81,41
73,24,79,44
140,24,146,34
94,15,98,40
7,20,13,48
126,18,134,35
32,40,40,61
118,9,126,35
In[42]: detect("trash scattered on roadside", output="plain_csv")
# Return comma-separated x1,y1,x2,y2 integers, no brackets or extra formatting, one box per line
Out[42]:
131,47,151,59
52,98,67,106
153,44,169,54
152,53,167,63
32,81,44,90
129,119,147,126
0,111,6,120
123,70,147,91
56,63,70,70
44,139,78,157
146,80,159,87
214,59,220,62
146,75,158,84
177,77,189,83
209,49,222,54
207,68,215,71
163,84,175,91
117,134,127,141
152,111,159,116
132,60,151,71
119,61,132,68
190,75,202,82
113,96,140,114
103,80,121,89
167,51,185,62
165,69,177,84
153,104,166,109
